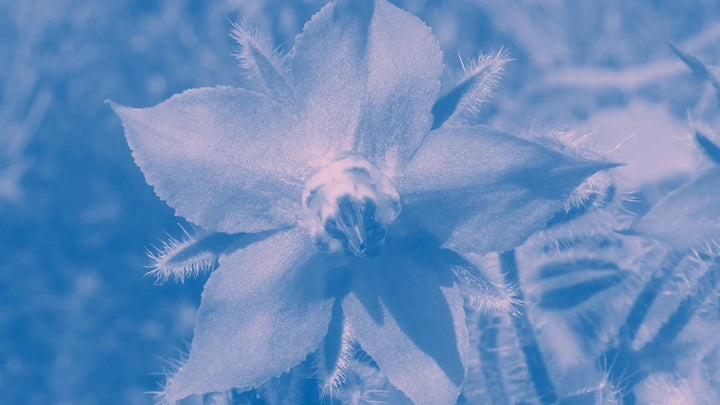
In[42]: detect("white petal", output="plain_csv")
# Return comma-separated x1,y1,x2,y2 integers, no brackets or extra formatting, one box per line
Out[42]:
288,0,443,171
342,241,469,405
165,227,333,402
111,86,306,234
397,125,613,254
352,0,443,172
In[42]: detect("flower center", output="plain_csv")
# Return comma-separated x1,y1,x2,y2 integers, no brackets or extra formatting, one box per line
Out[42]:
302,158,401,257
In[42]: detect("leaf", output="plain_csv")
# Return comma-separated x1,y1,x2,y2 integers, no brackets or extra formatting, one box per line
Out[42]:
164,228,334,402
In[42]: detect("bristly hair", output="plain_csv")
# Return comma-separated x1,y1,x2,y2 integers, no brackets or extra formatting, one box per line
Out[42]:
315,322,356,399
635,372,711,405
456,49,511,115
146,226,218,284
693,237,720,261
557,367,623,404
231,21,285,69
452,264,521,317
432,49,510,129
525,126,637,252
530,127,622,203
336,354,393,405
230,21,293,100
152,343,192,405
260,366,308,405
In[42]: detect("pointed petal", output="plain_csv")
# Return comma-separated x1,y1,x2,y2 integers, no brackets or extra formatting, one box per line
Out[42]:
352,0,443,172
397,125,612,254
634,168,720,253
165,227,333,402
342,237,469,405
287,0,443,171
286,0,373,165
110,86,307,234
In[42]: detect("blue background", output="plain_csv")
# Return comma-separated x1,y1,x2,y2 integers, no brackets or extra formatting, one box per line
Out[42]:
2,1,720,403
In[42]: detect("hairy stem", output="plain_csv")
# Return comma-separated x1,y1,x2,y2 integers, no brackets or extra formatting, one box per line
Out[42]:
500,250,557,404
478,314,509,405
605,253,717,404
641,262,720,354
617,250,683,346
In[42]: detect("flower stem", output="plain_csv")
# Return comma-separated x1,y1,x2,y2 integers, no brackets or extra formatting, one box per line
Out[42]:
500,250,558,404
617,250,683,346
601,251,681,405
603,253,716,404
641,261,720,355
477,314,509,405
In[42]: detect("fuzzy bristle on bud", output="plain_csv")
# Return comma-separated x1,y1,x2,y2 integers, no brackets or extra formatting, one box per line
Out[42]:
147,227,220,284
526,128,632,243
452,265,520,316
335,358,393,405
557,369,622,405
259,367,307,405
635,373,706,405
431,49,510,129
231,22,293,101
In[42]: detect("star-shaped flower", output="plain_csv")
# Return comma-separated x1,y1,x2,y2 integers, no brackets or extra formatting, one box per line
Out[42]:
111,0,611,403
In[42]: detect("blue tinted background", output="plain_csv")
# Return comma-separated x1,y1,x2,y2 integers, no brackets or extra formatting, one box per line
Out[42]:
2,1,719,403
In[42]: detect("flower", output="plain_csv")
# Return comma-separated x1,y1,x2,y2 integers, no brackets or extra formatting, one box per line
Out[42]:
110,0,611,403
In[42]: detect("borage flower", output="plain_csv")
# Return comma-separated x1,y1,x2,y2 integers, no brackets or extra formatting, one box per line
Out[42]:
111,0,612,403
